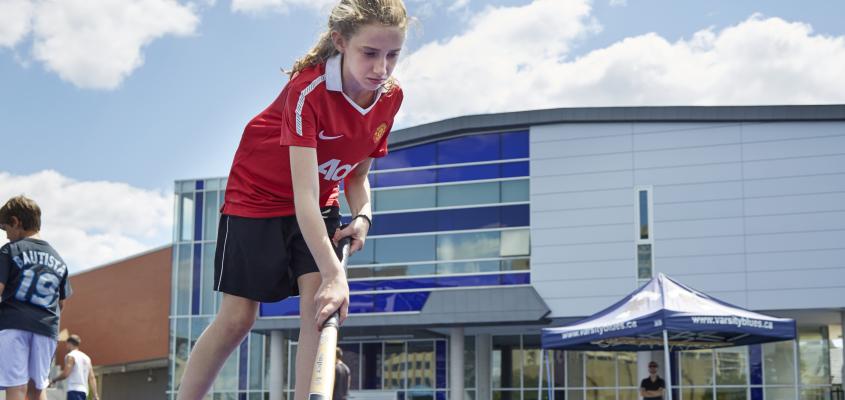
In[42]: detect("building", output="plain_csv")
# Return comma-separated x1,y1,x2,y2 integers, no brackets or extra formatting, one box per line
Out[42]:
168,105,845,400
58,245,172,399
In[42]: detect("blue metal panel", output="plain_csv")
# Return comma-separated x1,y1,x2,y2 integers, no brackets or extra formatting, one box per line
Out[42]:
195,180,204,190
749,344,763,385
239,337,248,391
377,143,437,170
191,244,202,315
501,131,529,159
435,341,446,389
345,204,529,236
347,273,530,292
376,169,437,187
193,192,203,241
260,292,432,317
437,164,499,183
438,133,500,164
501,161,529,178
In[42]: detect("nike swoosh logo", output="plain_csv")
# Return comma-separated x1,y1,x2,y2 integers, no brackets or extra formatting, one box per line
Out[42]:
318,130,343,140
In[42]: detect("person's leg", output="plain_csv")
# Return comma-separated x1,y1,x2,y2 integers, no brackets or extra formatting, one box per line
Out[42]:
29,333,57,400
177,294,259,400
293,272,323,400
26,379,47,400
0,329,31,400
4,384,27,400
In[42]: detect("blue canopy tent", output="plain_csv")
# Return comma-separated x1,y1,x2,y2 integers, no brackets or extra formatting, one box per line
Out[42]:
539,274,798,400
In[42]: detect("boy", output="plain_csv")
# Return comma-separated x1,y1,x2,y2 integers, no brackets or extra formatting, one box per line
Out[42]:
0,195,72,400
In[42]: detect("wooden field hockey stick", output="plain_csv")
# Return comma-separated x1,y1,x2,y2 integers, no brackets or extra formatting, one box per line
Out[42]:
308,236,352,400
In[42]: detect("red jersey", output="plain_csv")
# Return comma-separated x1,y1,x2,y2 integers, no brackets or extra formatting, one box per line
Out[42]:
222,54,403,218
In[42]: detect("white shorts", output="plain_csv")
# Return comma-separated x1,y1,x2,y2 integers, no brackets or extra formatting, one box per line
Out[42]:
0,329,57,390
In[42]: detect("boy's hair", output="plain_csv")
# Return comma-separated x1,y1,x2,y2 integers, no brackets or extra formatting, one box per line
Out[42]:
68,334,82,347
290,0,408,82
0,195,42,232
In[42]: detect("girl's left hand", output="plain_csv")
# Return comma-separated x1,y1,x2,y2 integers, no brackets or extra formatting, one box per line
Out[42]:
332,218,369,254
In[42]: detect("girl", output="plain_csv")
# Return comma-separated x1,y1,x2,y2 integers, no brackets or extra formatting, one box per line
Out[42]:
177,1,408,399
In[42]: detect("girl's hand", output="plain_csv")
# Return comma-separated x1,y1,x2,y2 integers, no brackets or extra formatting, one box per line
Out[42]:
314,271,349,330
332,218,369,254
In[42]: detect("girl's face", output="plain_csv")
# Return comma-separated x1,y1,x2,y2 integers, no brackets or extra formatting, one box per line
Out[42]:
333,24,405,96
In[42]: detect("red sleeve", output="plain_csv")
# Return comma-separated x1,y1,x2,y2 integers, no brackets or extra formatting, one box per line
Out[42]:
369,87,403,158
280,79,321,148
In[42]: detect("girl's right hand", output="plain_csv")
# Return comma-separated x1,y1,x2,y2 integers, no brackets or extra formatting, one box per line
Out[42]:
313,271,349,331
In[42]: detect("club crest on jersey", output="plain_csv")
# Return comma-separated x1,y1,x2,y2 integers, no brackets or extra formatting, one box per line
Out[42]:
373,123,387,143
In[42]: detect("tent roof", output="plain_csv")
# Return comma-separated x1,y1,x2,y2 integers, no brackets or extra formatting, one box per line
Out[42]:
541,274,796,351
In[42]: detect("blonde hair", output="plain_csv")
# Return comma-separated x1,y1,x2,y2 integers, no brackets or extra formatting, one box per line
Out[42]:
290,0,408,82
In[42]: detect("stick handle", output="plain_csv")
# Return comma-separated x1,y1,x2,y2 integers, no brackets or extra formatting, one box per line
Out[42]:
308,237,351,400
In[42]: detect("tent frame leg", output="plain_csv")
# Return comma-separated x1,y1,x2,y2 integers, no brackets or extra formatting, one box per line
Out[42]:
663,329,673,400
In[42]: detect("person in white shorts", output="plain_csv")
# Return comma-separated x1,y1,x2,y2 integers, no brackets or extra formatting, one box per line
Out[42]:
0,195,73,400
50,334,99,400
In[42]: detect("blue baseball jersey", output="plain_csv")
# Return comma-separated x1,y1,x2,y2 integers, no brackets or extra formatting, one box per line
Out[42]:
0,238,72,339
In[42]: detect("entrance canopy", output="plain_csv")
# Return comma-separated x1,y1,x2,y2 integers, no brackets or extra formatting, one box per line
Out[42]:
541,273,796,351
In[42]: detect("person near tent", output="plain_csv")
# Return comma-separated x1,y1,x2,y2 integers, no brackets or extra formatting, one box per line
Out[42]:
639,361,666,400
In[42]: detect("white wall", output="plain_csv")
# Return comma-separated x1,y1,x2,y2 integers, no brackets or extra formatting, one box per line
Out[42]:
530,121,845,317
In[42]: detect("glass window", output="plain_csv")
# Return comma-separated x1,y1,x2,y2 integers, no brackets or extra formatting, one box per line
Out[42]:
376,236,436,263
493,335,522,389
637,244,653,280
552,351,566,388
174,318,189,386
437,231,499,260
340,343,361,390
437,260,500,275
715,347,748,385
586,390,615,400
384,342,406,389
348,239,375,265
375,187,436,211
501,180,529,203
179,193,194,242
465,336,476,389
585,352,615,387
568,352,585,388
715,388,747,400
408,341,435,390
680,350,713,386
437,182,499,207
201,243,216,315
249,333,264,390
438,133,500,164
501,230,530,257
683,388,714,400
799,327,831,385
204,190,219,241
764,388,794,400
176,244,192,316
522,336,547,389
617,352,637,387
638,190,649,240
362,342,382,389
618,389,639,400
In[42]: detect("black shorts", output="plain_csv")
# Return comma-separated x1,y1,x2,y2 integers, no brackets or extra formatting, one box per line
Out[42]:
213,206,342,303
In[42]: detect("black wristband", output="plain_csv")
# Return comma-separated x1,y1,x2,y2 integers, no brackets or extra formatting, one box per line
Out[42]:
351,214,372,230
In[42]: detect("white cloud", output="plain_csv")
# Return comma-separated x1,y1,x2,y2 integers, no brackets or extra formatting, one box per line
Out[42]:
394,0,845,126
231,0,336,14
0,170,173,274
3,0,199,90
448,0,470,13
0,0,33,47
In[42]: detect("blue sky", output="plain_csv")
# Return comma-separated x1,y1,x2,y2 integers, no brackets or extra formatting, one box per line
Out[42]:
1,0,844,272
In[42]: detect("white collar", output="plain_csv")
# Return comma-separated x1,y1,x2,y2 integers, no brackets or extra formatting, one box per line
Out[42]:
325,53,384,115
